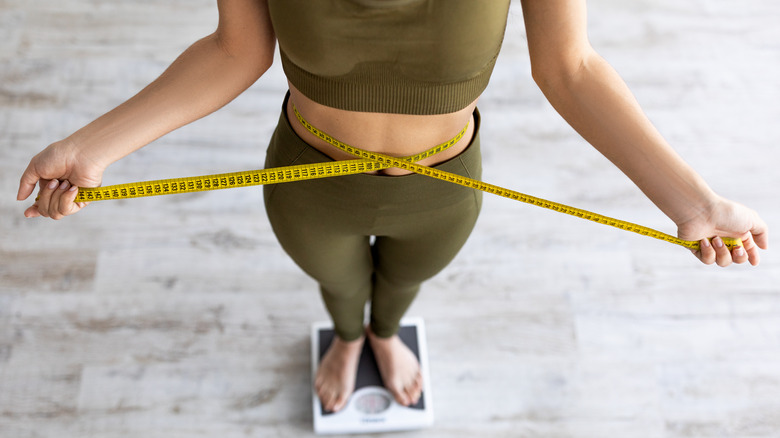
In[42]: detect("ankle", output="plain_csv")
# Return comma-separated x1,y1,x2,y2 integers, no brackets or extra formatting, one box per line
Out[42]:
331,334,365,351
366,324,397,341
336,329,366,343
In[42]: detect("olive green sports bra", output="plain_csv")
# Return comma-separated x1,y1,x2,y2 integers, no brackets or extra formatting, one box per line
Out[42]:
268,0,511,115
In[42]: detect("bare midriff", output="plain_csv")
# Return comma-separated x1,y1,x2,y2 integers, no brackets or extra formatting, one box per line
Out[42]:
286,83,478,176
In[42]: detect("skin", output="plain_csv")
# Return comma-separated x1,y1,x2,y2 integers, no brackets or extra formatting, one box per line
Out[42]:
16,0,769,412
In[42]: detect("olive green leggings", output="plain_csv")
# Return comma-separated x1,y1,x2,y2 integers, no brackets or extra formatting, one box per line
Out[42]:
263,95,483,341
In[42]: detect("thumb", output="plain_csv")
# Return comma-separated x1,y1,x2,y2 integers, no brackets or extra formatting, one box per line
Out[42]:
17,163,41,201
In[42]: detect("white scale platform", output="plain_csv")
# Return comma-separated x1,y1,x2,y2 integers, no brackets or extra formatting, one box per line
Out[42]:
311,318,434,434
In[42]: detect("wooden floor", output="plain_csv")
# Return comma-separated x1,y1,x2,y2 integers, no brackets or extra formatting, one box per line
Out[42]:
1,1,779,437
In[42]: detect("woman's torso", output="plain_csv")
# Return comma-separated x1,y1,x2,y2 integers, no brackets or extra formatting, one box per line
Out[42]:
287,85,477,176
269,0,510,175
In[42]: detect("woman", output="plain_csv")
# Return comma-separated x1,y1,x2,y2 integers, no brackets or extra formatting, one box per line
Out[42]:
17,0,768,414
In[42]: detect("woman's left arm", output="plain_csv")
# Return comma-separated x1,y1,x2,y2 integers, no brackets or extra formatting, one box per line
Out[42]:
520,0,768,266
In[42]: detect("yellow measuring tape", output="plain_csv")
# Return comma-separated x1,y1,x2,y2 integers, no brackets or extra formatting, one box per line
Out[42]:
71,106,740,251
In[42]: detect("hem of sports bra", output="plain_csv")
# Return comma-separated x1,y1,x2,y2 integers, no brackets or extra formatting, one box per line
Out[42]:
280,50,497,115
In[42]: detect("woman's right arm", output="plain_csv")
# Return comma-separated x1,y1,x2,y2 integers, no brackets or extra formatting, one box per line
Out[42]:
17,0,276,219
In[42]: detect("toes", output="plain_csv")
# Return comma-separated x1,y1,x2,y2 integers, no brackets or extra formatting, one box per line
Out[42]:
393,387,411,406
325,396,338,412
412,373,424,402
404,373,424,405
320,389,336,412
332,393,349,412
319,389,349,413
403,387,416,406
387,381,420,406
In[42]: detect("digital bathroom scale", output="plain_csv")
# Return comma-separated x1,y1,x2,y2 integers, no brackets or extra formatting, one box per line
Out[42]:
311,317,434,434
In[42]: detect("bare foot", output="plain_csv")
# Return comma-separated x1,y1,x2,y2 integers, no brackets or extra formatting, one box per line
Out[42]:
315,335,365,412
366,327,424,406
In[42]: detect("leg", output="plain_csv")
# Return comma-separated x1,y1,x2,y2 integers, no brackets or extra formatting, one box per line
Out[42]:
365,110,484,406
368,191,482,406
369,108,484,337
263,102,378,412
263,96,484,411
370,198,482,336
266,183,378,412
266,187,376,412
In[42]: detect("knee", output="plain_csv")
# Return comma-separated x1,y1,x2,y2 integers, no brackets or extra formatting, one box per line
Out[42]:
319,274,373,302
373,270,424,296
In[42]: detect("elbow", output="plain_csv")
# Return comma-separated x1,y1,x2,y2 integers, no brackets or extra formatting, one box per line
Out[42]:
530,48,595,95
530,61,580,93
253,50,275,78
252,41,275,75
212,32,275,78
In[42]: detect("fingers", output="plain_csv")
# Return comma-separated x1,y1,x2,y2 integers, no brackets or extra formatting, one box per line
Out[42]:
749,215,770,251
740,232,762,266
696,236,750,267
24,179,59,218
25,179,85,220
730,241,749,265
